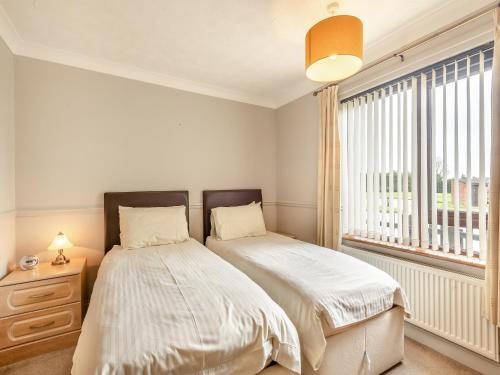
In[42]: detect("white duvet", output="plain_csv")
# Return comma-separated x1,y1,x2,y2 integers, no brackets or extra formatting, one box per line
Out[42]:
72,239,301,375
206,232,410,371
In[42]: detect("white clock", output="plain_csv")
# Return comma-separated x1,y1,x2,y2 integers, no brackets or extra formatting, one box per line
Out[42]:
19,255,39,270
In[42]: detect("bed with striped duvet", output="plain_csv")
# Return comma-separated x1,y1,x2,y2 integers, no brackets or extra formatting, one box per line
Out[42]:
71,238,300,375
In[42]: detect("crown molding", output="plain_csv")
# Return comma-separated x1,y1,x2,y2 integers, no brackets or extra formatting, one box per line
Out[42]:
16,41,278,108
0,5,277,109
274,0,497,108
0,5,21,53
273,80,322,108
1,2,495,110
361,0,459,63
338,13,493,101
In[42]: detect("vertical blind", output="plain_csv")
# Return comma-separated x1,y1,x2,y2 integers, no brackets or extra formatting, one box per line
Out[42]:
340,43,493,259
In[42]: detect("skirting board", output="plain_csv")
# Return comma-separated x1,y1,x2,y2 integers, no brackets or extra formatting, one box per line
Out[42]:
405,322,500,375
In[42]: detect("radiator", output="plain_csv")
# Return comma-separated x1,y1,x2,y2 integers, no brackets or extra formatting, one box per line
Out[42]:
343,246,499,361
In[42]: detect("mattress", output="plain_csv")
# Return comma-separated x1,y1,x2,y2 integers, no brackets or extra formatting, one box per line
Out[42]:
72,239,301,375
206,232,410,371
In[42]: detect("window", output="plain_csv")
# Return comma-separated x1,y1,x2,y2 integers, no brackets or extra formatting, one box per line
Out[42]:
340,42,493,260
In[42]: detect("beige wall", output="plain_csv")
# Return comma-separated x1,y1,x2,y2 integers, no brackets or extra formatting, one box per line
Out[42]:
273,11,495,248
276,93,318,243
0,37,15,278
14,57,278,289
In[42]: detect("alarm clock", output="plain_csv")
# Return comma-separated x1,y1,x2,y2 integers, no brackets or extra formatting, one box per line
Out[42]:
19,255,39,270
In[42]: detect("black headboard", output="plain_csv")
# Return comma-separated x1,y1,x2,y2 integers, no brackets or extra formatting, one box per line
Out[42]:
202,189,262,243
104,191,189,252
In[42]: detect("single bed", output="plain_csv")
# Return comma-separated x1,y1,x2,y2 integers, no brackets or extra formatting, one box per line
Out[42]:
72,191,301,375
203,189,410,375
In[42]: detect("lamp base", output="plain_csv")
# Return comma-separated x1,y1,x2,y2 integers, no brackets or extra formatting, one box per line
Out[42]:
51,249,70,266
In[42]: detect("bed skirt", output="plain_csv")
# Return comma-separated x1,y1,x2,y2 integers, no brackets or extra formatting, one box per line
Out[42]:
303,306,405,375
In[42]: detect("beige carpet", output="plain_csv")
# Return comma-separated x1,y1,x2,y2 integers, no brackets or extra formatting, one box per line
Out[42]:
0,338,479,375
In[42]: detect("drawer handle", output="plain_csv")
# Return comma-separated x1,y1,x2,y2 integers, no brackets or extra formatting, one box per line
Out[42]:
29,320,56,330
28,292,55,299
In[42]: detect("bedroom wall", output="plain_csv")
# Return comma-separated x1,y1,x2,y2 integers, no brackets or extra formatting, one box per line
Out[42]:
275,11,494,246
276,94,318,244
14,56,278,290
273,16,500,374
0,36,16,278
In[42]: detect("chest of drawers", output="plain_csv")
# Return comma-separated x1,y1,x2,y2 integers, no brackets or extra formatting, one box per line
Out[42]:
0,258,86,365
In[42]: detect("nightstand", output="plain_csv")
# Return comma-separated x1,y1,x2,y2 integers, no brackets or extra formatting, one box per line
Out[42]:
0,258,86,365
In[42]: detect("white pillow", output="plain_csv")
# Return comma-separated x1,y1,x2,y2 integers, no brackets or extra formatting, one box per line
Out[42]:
211,202,266,240
210,212,216,237
210,201,256,238
119,206,189,249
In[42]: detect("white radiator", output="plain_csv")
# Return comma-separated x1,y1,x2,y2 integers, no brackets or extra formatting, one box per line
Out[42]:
343,247,499,361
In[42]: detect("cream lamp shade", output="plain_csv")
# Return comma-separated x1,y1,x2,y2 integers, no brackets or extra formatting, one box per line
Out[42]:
48,232,73,251
47,232,73,265
305,15,363,82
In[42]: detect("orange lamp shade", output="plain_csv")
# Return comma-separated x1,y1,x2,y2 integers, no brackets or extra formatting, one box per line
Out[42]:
305,15,363,82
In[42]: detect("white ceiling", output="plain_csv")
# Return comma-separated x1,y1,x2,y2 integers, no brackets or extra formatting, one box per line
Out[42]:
0,0,496,108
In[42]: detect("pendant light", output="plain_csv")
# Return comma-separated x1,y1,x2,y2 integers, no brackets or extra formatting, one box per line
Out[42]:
305,2,363,82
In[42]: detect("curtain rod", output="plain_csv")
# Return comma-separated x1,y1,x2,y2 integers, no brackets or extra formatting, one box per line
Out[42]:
312,2,499,97
340,41,493,104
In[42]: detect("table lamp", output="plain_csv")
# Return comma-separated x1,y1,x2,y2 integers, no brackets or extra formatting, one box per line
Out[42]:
47,232,73,265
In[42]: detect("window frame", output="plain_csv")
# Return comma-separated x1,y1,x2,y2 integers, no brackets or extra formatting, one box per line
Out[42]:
340,42,493,264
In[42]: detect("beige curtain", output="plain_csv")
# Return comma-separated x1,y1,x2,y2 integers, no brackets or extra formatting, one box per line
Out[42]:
317,86,341,249
484,7,500,326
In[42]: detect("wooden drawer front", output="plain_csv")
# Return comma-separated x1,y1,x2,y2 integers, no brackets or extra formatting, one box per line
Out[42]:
0,302,81,349
0,275,81,317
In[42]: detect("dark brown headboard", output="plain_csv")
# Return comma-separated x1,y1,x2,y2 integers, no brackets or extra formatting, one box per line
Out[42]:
104,191,189,252
202,189,262,243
